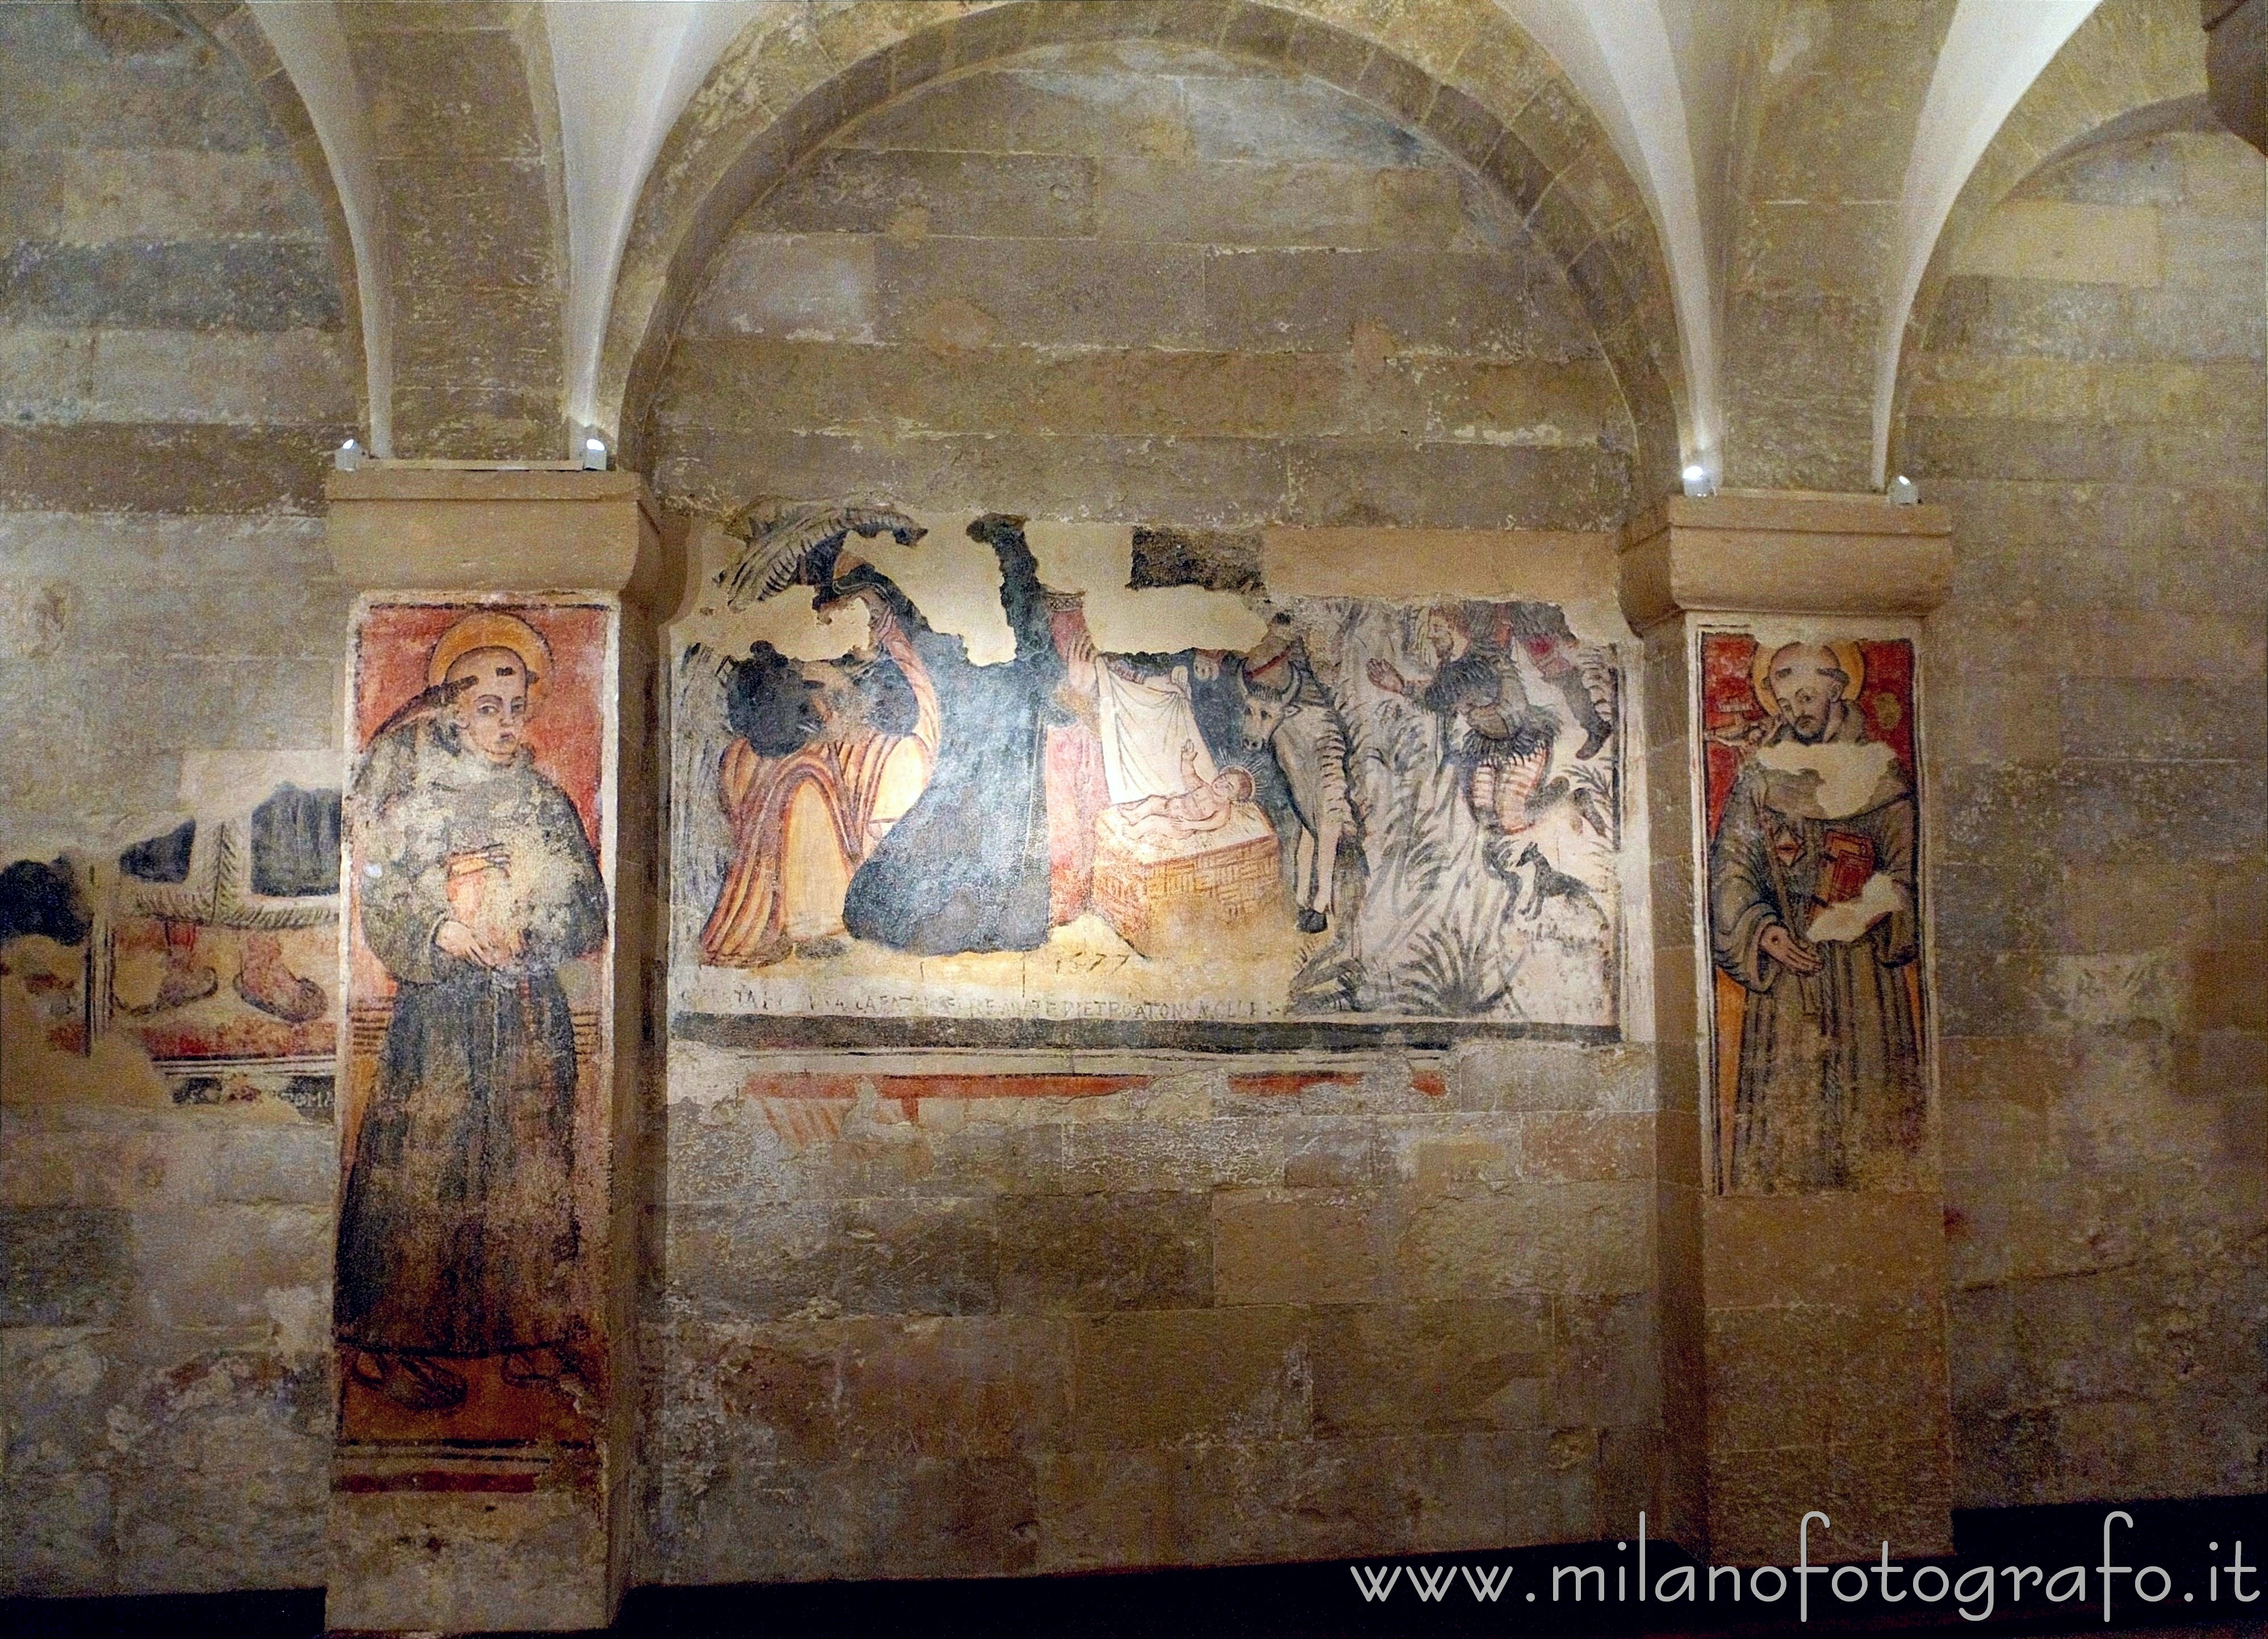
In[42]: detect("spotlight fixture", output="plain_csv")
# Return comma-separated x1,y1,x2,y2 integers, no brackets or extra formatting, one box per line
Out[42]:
1680,462,1715,499
334,437,365,473
581,435,610,472
1886,474,1919,505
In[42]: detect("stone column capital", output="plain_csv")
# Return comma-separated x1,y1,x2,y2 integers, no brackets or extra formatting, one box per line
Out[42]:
324,462,682,611
1617,490,1953,634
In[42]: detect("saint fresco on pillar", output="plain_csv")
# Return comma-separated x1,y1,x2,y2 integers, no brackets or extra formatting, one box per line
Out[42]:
671,504,1623,1047
1701,632,1928,1193
337,600,612,1445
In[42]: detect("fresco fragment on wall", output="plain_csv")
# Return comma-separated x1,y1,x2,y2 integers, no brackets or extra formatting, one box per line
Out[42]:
337,599,612,1449
1701,630,1929,1193
1,754,344,1118
0,855,93,1060
671,507,1623,1047
106,753,342,1117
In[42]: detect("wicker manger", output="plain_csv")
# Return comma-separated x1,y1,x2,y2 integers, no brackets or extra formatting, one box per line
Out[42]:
1089,801,1280,958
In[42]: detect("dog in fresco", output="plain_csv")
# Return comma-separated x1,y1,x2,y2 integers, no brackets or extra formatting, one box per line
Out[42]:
1512,841,1600,922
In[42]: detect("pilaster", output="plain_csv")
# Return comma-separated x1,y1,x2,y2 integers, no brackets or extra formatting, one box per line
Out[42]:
1623,492,1957,1564
320,463,675,1632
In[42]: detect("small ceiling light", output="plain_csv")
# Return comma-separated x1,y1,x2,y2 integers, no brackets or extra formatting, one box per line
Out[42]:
581,435,610,472
1680,462,1715,499
1887,474,1919,505
334,437,364,473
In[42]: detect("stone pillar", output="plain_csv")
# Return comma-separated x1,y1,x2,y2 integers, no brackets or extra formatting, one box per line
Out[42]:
2203,0,2265,154
321,466,671,1632
1623,494,1957,1565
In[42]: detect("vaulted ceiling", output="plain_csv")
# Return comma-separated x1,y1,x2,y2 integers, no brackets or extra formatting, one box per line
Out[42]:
220,0,2233,496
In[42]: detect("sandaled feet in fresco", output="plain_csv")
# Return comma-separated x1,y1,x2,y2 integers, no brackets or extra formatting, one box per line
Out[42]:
235,931,328,1022
119,963,219,1015
349,1350,468,1412
499,1345,568,1388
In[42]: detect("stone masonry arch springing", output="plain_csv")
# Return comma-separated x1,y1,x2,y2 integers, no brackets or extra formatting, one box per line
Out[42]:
599,0,1691,512
185,1,374,438
1883,0,2212,481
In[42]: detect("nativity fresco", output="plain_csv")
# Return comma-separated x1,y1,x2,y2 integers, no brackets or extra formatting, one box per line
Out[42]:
671,505,1624,1044
1701,631,1928,1194
337,599,612,1448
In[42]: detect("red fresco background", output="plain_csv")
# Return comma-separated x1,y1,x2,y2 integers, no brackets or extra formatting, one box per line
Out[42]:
346,600,609,1001
1700,634,1916,838
1701,632,1920,1191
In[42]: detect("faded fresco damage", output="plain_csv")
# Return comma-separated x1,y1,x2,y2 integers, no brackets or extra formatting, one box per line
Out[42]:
1,754,344,1119
671,507,1623,1042
1702,632,1929,1194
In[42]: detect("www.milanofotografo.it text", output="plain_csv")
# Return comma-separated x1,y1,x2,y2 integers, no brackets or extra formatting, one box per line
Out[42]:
1347,1513,2259,1623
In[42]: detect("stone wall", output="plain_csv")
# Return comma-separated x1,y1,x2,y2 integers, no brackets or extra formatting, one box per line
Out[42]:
341,0,568,459
2,0,2263,1605
650,1045,1660,1579
0,1,355,524
648,39,1636,532
1,2,348,1595
640,41,1663,1580
1905,123,2267,1506
1718,0,1959,491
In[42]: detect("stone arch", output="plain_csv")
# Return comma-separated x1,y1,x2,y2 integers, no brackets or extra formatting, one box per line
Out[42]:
0,0,367,510
1884,0,2210,478
600,0,1689,507
193,1,374,437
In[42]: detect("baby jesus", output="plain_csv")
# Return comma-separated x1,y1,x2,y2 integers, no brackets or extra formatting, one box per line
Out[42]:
1113,741,1256,844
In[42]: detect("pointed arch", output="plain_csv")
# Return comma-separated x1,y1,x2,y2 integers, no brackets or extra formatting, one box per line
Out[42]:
1883,0,2210,479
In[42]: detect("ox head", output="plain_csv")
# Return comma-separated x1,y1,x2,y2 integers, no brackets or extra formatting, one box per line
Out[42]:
1239,676,1288,749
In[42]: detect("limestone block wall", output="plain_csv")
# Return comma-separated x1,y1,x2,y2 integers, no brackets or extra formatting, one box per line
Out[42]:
0,1,358,515
341,1,568,459
650,1046,1660,1579
647,39,1637,532
1718,0,1959,491
1,3,350,1595
1904,124,2267,1506
641,41,1664,1579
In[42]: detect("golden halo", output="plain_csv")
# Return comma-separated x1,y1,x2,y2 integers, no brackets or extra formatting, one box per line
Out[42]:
1750,639,1865,717
426,611,551,706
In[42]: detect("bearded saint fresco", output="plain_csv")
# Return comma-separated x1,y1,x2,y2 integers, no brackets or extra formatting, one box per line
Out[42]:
337,608,608,1417
1705,635,1927,1193
675,505,1626,1038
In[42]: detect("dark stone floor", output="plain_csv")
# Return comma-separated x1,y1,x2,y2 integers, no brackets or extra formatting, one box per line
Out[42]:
7,1496,2261,1638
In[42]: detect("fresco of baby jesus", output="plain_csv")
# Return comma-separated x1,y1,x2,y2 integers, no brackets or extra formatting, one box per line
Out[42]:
1112,741,1257,845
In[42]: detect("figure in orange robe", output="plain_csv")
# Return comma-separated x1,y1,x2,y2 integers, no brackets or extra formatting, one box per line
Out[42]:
700,601,938,967
1044,597,1110,926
